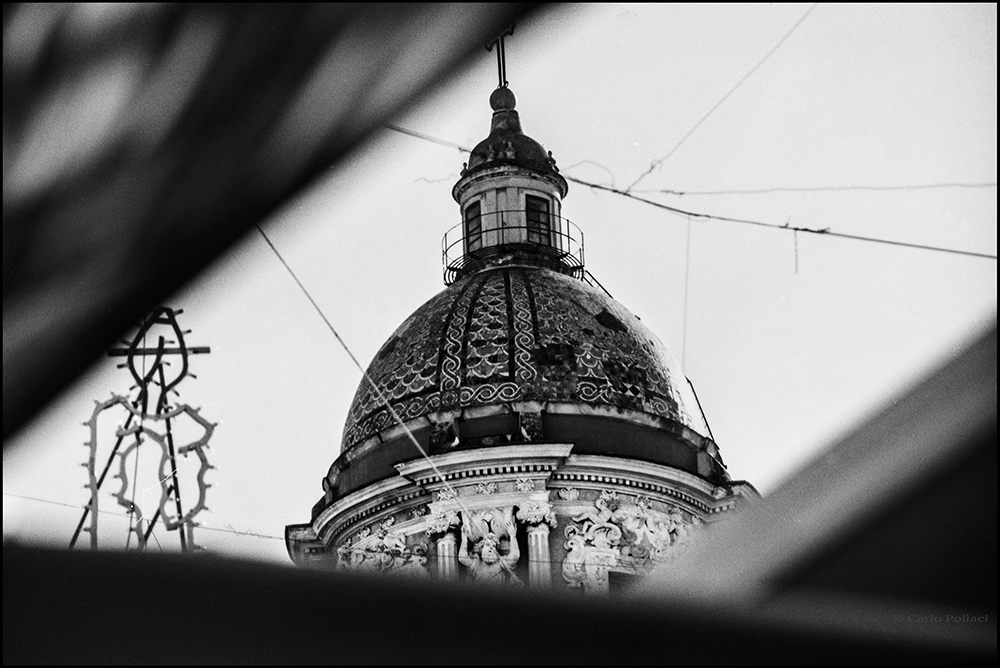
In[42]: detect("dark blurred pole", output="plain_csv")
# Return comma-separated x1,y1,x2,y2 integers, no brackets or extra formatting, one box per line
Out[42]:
3,3,543,442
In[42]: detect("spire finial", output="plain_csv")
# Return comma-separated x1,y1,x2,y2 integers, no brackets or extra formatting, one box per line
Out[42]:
486,24,515,89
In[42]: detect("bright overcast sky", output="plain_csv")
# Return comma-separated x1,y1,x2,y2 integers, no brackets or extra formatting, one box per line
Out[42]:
4,3,997,564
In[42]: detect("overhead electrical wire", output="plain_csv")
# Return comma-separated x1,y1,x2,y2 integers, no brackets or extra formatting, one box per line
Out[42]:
624,3,819,193
564,176,998,260
254,224,471,516
382,125,998,261
636,183,998,197
7,491,127,514
5,492,284,541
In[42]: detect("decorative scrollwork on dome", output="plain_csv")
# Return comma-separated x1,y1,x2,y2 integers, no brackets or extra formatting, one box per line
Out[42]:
341,268,708,452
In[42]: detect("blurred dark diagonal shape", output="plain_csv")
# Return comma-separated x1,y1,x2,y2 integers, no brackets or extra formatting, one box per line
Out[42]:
2,2,541,442
4,7,995,662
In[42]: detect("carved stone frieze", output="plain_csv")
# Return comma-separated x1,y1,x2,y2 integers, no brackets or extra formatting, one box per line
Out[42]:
337,529,429,577
561,489,700,592
476,481,498,495
563,538,617,595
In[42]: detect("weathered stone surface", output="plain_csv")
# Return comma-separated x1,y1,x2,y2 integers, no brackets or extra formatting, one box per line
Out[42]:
342,267,709,452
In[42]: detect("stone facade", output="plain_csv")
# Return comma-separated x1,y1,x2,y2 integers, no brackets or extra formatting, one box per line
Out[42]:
286,444,757,593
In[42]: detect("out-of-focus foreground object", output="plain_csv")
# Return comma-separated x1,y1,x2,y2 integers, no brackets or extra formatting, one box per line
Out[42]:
652,319,997,659
3,2,537,441
4,322,995,663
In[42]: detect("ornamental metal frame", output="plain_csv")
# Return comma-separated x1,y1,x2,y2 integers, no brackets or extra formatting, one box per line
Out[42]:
71,307,214,552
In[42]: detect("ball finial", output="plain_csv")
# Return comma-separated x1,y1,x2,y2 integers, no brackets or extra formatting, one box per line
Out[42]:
489,87,516,111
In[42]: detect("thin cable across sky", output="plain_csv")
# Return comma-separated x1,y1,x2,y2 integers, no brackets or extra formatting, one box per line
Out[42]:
636,183,998,196
382,124,998,261
255,224,472,516
623,3,820,193
564,176,999,261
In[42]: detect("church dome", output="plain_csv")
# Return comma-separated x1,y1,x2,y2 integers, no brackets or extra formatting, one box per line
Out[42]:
289,67,757,579
331,263,725,498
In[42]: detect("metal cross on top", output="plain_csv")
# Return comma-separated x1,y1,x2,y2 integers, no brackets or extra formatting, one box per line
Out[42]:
486,24,515,88
106,306,210,416
72,306,216,553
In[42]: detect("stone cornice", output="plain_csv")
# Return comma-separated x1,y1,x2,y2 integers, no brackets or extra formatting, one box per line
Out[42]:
453,163,568,202
395,443,574,487
309,444,749,558
552,454,736,514
314,475,425,544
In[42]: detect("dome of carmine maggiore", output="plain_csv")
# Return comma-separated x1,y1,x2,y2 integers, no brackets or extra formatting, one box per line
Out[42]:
285,83,758,595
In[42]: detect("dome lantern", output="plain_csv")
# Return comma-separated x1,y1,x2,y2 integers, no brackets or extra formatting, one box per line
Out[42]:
445,85,577,285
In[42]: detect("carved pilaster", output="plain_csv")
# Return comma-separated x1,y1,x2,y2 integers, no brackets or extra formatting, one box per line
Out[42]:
435,532,459,580
425,509,461,580
517,499,556,589
526,523,551,588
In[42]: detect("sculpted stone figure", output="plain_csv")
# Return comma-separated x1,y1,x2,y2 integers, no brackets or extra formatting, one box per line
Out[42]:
561,525,589,589
459,510,522,586
562,491,708,590
572,490,623,549
573,490,619,527
337,526,429,577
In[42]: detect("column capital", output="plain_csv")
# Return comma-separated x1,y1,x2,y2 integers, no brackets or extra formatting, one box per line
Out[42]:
516,499,556,528
425,509,461,540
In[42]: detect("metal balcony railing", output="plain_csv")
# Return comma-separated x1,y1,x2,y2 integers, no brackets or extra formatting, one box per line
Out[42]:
442,209,585,284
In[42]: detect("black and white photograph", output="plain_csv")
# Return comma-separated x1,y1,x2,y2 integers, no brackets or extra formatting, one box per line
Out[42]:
4,3,995,663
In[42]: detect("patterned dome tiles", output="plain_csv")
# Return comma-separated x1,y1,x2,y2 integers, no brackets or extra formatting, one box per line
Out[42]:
342,267,707,452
